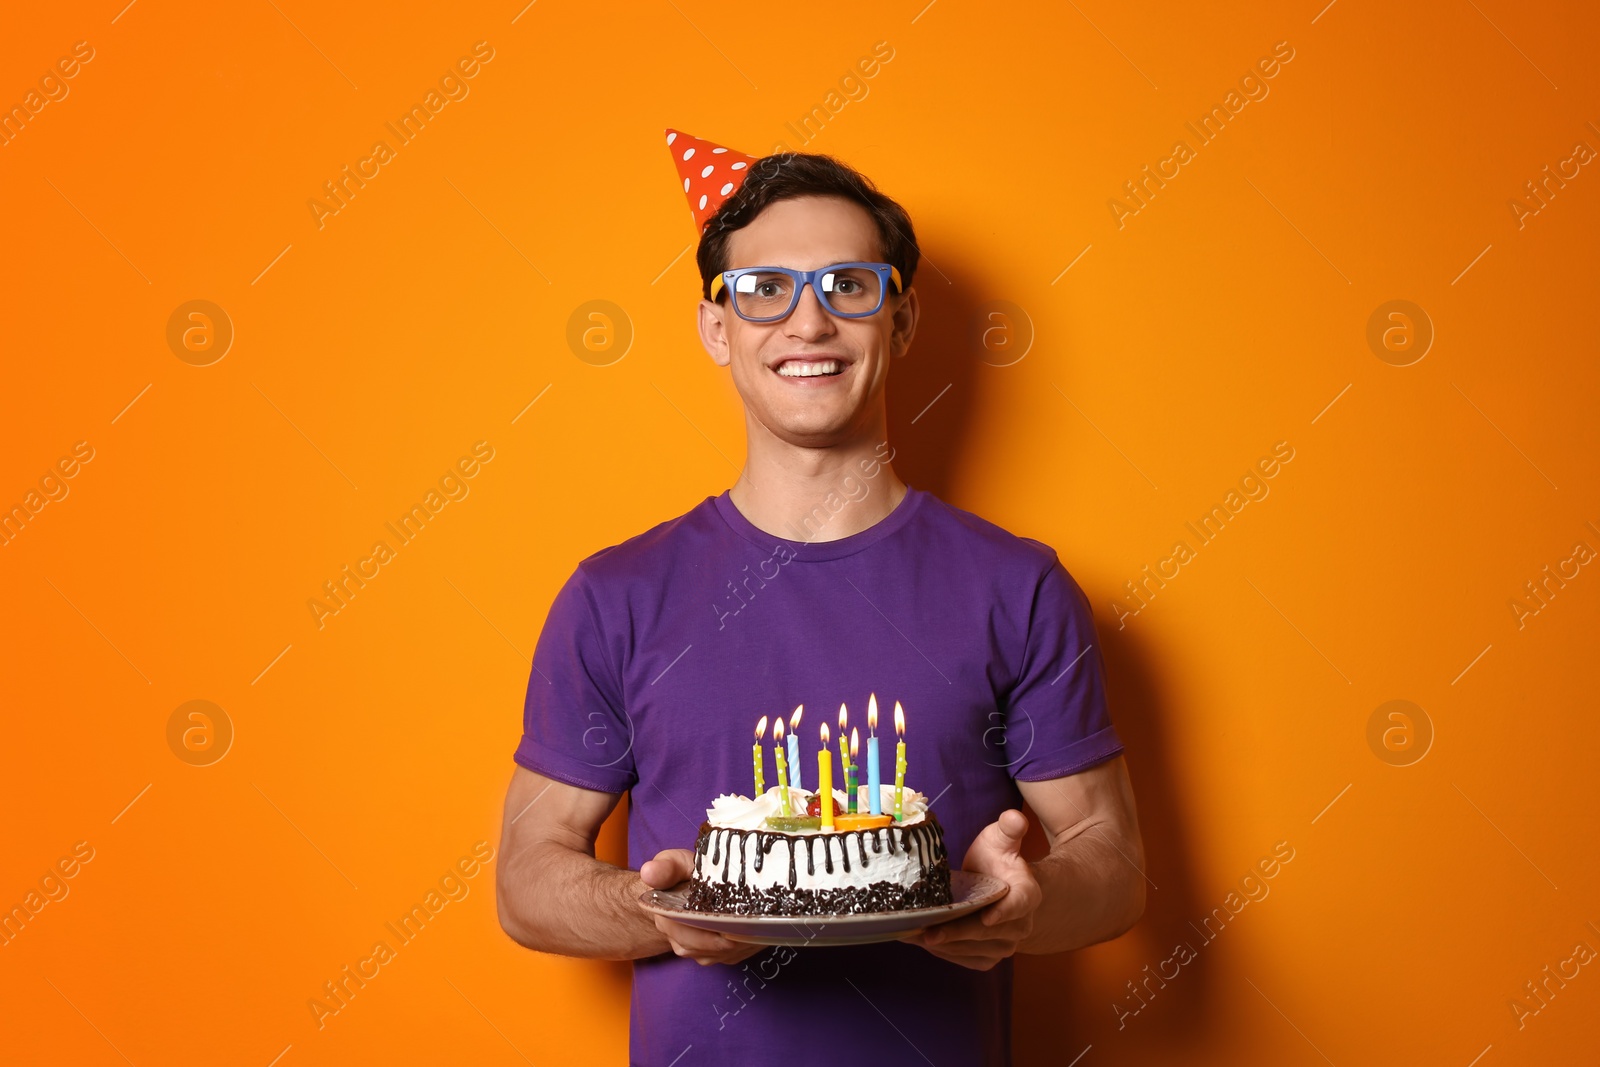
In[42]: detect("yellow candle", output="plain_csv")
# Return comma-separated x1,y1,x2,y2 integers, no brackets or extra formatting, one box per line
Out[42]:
753,715,767,797
818,721,833,832
773,717,790,816
893,701,907,820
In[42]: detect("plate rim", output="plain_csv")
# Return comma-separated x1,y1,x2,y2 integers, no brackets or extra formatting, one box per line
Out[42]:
638,869,1009,944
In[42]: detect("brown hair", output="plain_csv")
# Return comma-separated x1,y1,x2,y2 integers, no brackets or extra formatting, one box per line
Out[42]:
696,152,921,300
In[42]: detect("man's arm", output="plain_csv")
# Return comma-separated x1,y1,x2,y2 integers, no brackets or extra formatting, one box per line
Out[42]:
1015,754,1146,954
495,766,762,965
899,755,1146,968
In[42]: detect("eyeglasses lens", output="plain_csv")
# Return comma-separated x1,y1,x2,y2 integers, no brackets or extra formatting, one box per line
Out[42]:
732,267,883,319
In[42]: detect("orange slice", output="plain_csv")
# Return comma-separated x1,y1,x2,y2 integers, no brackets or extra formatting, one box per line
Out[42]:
833,814,893,831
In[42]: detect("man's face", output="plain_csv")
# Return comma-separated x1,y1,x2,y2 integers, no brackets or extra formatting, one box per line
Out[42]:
697,195,918,447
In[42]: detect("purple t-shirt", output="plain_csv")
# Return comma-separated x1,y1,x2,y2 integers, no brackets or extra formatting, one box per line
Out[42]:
515,485,1122,1067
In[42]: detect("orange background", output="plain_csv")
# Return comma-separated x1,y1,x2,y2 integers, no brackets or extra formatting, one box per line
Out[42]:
3,1,1597,1063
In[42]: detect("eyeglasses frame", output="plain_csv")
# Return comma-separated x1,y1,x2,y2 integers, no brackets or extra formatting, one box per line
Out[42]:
709,261,904,322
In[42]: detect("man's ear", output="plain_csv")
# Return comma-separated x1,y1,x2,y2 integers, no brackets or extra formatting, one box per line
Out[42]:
698,298,732,368
889,286,919,359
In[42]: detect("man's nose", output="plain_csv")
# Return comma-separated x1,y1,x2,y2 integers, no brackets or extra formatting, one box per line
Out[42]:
783,284,836,340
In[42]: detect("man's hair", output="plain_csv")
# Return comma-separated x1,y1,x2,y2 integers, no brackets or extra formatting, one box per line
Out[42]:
696,152,920,301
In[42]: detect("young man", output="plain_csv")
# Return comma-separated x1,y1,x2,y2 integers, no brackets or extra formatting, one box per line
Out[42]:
496,143,1146,1066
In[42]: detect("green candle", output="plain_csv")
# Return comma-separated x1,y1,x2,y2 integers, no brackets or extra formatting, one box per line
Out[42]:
753,715,767,796
773,717,790,817
893,701,906,820
847,727,860,814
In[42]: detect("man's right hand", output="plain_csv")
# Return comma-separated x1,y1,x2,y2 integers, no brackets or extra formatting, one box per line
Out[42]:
640,848,765,967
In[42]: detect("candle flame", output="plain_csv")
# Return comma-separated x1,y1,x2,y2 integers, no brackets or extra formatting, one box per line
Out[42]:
894,701,905,736
820,721,829,745
755,715,767,740
773,717,784,741
838,703,848,731
789,704,803,729
850,727,859,758
867,692,878,732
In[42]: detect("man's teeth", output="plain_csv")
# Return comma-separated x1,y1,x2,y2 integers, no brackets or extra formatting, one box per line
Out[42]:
776,360,842,378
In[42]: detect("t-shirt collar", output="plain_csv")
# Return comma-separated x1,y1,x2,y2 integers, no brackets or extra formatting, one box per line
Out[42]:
711,483,924,561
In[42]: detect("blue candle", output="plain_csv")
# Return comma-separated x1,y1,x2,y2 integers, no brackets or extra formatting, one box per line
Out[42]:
786,704,803,793
866,692,882,815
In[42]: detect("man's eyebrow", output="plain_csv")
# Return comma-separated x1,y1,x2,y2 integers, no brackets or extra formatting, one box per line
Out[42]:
725,257,878,267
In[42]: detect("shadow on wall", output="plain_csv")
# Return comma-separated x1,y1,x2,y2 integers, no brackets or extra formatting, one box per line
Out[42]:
883,258,980,502
1015,625,1209,1057
886,262,1206,1056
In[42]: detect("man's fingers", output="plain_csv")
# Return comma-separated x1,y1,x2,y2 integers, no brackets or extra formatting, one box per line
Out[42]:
969,809,1028,862
640,848,694,889
996,808,1028,841
921,938,1014,966
925,912,1030,945
655,916,729,949
655,916,764,965
981,879,1040,924
922,915,984,942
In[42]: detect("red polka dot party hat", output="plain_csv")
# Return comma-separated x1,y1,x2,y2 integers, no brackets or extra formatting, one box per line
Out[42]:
665,128,762,231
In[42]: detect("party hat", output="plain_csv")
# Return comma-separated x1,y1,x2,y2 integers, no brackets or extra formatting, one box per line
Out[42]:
665,128,762,231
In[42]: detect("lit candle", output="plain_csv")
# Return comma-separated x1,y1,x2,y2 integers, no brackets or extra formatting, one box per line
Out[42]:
893,701,907,821
818,721,833,832
837,704,851,793
753,715,767,797
773,717,791,816
867,693,882,815
848,728,860,814
787,705,803,793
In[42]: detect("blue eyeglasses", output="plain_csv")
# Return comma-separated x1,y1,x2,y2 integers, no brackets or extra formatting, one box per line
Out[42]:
709,262,904,323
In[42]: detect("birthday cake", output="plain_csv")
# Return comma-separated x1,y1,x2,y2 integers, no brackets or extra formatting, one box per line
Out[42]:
684,784,953,916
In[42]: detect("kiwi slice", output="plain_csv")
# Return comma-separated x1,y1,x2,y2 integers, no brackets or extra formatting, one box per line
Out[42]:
764,815,822,831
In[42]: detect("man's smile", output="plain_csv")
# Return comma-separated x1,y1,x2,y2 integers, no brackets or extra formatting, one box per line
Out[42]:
772,355,850,381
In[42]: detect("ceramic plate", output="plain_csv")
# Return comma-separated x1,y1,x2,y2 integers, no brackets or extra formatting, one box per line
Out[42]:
638,870,1010,947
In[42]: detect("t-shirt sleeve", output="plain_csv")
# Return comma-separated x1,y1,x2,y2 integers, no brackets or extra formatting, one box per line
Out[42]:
1002,553,1124,781
513,564,638,794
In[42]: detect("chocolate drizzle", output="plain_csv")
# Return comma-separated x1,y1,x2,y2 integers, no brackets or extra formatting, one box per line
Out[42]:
685,813,952,916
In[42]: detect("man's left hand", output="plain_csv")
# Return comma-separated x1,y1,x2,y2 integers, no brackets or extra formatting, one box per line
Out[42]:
899,808,1039,971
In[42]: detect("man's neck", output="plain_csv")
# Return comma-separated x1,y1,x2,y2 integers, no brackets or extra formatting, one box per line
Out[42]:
728,430,906,544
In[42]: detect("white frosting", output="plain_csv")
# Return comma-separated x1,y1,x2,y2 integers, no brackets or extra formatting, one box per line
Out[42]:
705,784,928,833
696,822,938,892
